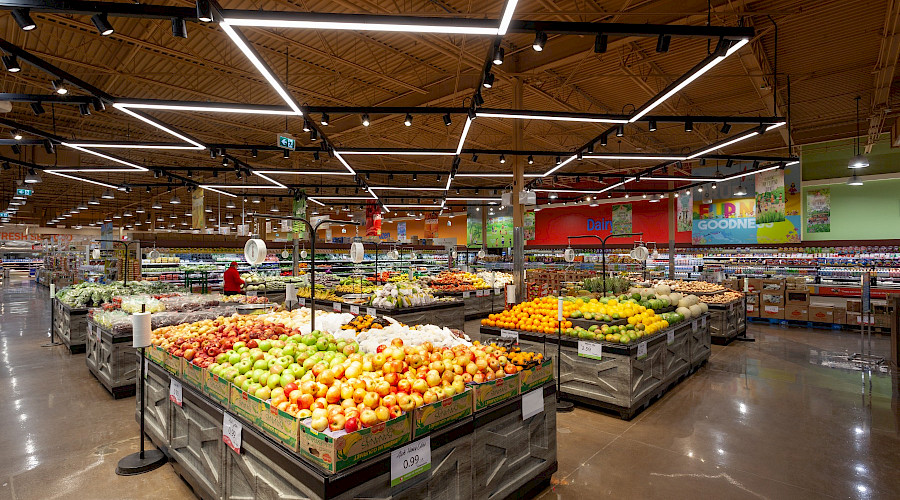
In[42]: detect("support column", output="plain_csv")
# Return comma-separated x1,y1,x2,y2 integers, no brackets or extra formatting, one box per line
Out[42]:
668,180,675,279
512,76,526,304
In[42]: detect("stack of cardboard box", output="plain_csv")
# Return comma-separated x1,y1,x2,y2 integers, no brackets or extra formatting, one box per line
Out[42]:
784,289,810,321
760,279,786,319
746,292,760,318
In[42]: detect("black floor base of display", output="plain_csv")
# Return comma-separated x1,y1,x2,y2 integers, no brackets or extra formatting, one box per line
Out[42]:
115,448,168,476
556,400,575,412
66,343,86,354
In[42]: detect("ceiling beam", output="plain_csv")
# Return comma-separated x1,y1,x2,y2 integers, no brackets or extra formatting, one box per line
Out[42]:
866,0,900,151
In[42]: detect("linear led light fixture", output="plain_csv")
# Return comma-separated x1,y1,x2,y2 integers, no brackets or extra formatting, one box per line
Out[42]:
201,184,283,189
333,152,357,176
766,121,786,131
60,142,147,171
583,155,688,161
384,205,443,209
477,111,627,123
367,189,381,202
444,175,453,191
307,198,326,206
497,0,519,35
219,23,303,115
785,160,799,166
255,170,355,176
222,11,510,35
369,187,447,191
115,101,295,115
446,197,503,201
456,117,472,155
308,196,376,200
112,105,205,149
455,173,542,178
642,176,722,182
253,171,288,189
199,186,239,197
45,170,122,190
64,142,197,150
335,150,456,156
630,38,749,123
720,163,782,181
542,154,577,177
686,129,759,159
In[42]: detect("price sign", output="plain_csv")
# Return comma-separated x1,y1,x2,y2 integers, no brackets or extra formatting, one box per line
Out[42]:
495,288,503,296
500,329,519,344
577,341,602,360
332,302,342,312
298,297,306,306
367,307,377,317
636,341,648,360
521,389,543,420
463,291,471,299
691,319,699,333
349,305,360,315
169,378,183,407
246,290,258,297
223,412,242,454
390,436,431,487
475,289,483,297
702,316,707,329
667,330,675,345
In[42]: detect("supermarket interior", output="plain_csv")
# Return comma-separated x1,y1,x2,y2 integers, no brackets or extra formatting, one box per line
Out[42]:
0,1,899,499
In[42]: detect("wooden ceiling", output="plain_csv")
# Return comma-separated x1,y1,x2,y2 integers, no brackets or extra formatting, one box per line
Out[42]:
0,0,895,227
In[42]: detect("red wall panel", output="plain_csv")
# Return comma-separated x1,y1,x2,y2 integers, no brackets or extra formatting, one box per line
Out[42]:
528,200,691,246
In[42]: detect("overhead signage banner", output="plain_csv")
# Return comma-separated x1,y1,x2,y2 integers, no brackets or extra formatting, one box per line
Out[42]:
192,189,205,229
611,204,632,234
424,213,439,238
677,193,692,232
292,197,306,238
806,188,831,233
755,169,786,224
366,202,382,237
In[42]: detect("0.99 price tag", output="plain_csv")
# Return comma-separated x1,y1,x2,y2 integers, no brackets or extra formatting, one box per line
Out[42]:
390,436,431,487
169,378,183,407
223,412,242,454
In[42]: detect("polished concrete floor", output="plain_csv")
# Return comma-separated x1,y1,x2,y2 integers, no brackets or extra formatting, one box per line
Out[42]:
1,276,897,499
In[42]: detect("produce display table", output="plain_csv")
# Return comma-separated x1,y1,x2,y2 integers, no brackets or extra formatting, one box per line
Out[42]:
137,359,557,500
313,299,466,331
85,320,137,398
52,298,89,354
480,313,710,419
707,297,746,345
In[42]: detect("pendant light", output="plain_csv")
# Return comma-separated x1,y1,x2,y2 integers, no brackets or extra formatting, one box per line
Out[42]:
101,189,115,199
846,173,864,186
848,96,869,169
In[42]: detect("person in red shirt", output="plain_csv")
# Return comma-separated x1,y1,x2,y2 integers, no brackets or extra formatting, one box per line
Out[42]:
223,261,244,296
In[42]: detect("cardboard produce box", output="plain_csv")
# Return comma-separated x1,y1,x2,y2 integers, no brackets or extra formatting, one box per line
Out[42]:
748,278,763,292
746,301,760,318
761,292,785,306
147,345,166,366
785,277,808,291
298,413,410,473
230,385,301,451
181,359,203,390
847,300,861,313
519,358,554,393
761,304,784,319
785,290,810,305
471,373,519,412
784,305,809,322
163,350,183,377
875,313,891,328
203,371,232,406
833,307,847,325
808,306,834,323
761,279,786,292
412,389,473,439
722,278,740,291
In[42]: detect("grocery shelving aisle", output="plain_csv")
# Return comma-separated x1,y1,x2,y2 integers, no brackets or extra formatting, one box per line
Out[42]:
0,276,193,500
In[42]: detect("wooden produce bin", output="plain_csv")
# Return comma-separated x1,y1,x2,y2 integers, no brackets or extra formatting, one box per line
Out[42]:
708,302,739,344
85,320,137,398
53,298,89,354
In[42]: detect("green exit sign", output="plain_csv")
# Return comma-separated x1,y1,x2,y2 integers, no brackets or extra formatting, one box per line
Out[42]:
277,134,295,150
0,212,9,217
16,188,32,196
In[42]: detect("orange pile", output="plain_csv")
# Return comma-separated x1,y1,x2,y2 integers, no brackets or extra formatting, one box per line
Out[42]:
481,296,574,334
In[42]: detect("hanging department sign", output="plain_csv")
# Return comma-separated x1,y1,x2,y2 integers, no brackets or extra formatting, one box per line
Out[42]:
292,197,306,238
192,189,205,229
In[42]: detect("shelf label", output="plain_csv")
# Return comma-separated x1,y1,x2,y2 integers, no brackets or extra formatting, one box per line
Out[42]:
500,329,519,344
521,389,544,420
367,307,377,317
332,302,342,312
349,304,360,315
298,297,306,306
495,288,503,296
390,436,431,487
476,289,485,297
223,412,242,454
169,378,183,407
577,341,602,360
691,320,699,333
463,291,471,299
246,290,258,297
667,330,675,345
702,316,707,329
636,341,648,360
764,305,779,313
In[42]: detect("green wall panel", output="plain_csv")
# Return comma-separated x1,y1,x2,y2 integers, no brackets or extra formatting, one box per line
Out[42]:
802,178,900,241
801,135,899,181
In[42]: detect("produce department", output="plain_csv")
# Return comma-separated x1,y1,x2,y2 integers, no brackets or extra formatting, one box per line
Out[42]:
2,2,898,499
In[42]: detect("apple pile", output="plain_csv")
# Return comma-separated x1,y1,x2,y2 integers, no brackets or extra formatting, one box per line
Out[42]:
205,330,522,432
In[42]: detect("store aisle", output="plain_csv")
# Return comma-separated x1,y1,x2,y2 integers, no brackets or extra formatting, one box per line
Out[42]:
1,281,896,500
0,278,192,500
